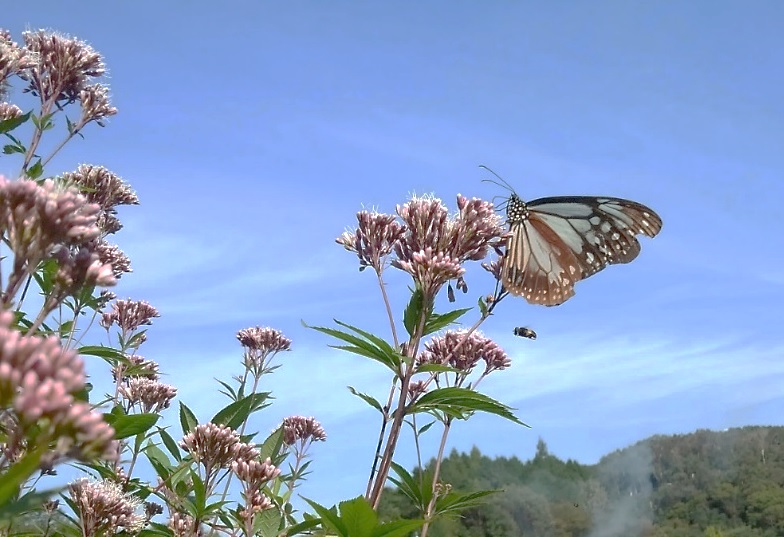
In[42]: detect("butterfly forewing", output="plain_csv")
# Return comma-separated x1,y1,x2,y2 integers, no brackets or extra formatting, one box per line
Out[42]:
502,195,662,306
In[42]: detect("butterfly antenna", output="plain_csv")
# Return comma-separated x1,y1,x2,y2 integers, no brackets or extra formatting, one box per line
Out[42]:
479,165,517,194
490,194,509,211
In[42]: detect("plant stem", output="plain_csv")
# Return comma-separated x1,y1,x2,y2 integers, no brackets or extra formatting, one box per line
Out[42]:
419,418,452,537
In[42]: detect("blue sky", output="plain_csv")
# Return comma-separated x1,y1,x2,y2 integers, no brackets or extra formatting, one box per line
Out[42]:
4,2,783,506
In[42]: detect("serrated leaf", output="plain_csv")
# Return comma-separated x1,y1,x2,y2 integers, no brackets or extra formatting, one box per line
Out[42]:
333,319,400,363
414,363,460,375
158,428,182,461
373,518,426,537
3,143,20,154
257,427,285,464
284,517,322,536
211,392,270,429
423,307,471,336
389,462,426,507
408,386,528,426
434,489,499,516
26,159,43,179
305,320,401,372
190,471,206,515
254,506,282,537
110,413,159,439
338,496,377,537
0,111,30,134
78,345,125,360
144,444,173,481
403,287,424,337
179,402,198,435
304,498,347,536
348,386,384,413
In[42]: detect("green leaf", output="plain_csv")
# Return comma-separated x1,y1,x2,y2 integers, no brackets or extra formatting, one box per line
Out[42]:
216,379,238,401
257,427,285,465
2,143,24,155
478,295,488,317
333,319,401,363
338,496,377,537
26,158,44,179
435,489,499,516
0,111,30,134
190,471,207,516
139,524,174,537
58,319,75,339
373,518,427,537
144,444,173,481
388,462,427,508
423,307,471,336
255,506,283,537
305,319,402,372
414,363,460,375
126,329,149,349
417,421,435,435
158,428,182,462
108,413,159,439
34,257,58,296
0,489,60,523
304,498,347,536
0,449,42,505
403,287,425,337
78,345,125,361
348,386,384,413
408,386,529,426
211,392,271,430
284,517,322,536
179,402,199,435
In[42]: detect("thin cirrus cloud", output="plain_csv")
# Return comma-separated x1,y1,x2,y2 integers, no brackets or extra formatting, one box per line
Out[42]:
491,331,784,425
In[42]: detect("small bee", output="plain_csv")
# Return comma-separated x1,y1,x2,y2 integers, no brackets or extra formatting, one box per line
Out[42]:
513,326,537,340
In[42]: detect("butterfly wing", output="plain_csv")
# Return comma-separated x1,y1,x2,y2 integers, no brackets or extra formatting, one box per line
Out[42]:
502,196,662,306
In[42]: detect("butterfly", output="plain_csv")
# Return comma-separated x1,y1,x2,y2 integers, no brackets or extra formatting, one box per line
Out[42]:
482,167,663,306
513,326,537,340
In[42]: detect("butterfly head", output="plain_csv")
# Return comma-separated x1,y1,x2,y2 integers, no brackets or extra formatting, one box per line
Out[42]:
478,165,528,224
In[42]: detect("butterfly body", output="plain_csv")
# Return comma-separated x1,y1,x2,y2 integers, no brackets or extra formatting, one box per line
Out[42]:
502,192,662,306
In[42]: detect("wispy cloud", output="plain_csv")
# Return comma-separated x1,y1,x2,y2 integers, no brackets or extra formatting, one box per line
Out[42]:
487,331,784,427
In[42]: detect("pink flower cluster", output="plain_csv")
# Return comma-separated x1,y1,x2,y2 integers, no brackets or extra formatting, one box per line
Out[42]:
281,415,327,446
0,311,114,462
420,329,512,377
68,478,144,536
0,176,117,309
337,194,504,299
236,326,291,376
180,422,258,474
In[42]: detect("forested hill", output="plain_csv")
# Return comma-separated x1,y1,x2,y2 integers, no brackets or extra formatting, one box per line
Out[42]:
379,426,784,537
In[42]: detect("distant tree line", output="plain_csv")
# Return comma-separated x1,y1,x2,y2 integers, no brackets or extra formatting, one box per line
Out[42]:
379,426,784,537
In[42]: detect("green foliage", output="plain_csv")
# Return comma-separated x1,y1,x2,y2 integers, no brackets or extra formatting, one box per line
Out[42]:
305,496,425,537
305,319,404,372
379,427,784,537
407,386,527,426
